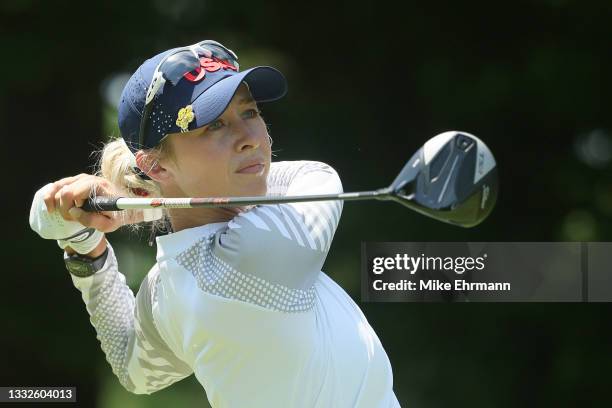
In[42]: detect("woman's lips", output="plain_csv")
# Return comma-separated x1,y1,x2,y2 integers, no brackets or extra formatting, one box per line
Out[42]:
236,163,264,174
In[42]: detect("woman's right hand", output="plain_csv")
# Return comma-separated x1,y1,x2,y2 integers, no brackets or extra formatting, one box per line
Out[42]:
40,173,127,233
29,174,141,254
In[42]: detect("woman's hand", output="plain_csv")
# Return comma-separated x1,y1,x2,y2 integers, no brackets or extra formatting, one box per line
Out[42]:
30,174,144,255
41,173,129,233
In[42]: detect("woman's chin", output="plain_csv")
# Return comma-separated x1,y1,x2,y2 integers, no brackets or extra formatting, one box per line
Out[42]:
233,181,268,197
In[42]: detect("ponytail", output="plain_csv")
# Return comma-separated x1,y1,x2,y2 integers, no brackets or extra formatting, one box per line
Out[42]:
94,137,172,233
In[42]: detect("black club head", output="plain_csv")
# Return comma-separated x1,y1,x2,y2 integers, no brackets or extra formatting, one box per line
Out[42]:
387,131,498,227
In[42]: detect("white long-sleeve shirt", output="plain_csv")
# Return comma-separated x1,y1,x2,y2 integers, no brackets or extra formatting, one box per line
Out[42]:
70,161,401,407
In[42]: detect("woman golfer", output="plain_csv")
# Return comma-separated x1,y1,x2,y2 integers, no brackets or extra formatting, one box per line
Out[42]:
30,40,400,407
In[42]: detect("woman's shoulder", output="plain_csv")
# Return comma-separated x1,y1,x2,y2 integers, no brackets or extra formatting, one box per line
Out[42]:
267,161,342,196
269,160,338,174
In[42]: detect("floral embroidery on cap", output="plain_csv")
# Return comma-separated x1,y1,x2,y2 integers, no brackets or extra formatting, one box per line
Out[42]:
176,105,195,132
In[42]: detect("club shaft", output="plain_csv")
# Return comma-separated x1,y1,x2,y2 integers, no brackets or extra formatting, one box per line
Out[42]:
82,189,392,212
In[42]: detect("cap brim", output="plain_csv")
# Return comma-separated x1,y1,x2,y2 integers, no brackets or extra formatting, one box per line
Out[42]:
190,66,287,128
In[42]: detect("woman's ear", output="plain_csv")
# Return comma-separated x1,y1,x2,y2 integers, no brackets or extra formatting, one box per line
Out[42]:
135,150,169,182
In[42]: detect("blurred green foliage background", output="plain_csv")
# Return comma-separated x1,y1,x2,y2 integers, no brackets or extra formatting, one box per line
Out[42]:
2,0,611,406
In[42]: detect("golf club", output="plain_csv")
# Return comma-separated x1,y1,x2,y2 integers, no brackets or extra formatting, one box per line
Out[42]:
82,131,498,228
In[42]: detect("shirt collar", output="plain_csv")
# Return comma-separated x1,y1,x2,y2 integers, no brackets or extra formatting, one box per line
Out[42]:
156,222,228,262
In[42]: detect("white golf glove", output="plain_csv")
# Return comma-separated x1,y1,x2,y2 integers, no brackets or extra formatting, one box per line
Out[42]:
29,183,104,254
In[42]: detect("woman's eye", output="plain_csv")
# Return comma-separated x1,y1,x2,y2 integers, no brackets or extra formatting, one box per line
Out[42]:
244,108,261,118
207,120,224,131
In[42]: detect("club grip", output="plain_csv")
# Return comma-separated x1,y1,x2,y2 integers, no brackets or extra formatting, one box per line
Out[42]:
81,197,122,212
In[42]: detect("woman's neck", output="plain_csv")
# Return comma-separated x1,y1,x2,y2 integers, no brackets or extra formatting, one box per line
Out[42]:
167,207,244,232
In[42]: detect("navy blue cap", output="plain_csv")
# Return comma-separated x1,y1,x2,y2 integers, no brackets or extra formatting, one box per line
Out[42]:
118,42,287,153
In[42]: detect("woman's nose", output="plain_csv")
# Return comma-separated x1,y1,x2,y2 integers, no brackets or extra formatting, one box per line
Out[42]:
234,121,261,152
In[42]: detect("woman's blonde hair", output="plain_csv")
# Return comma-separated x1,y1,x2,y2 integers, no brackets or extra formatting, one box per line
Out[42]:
93,136,174,234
